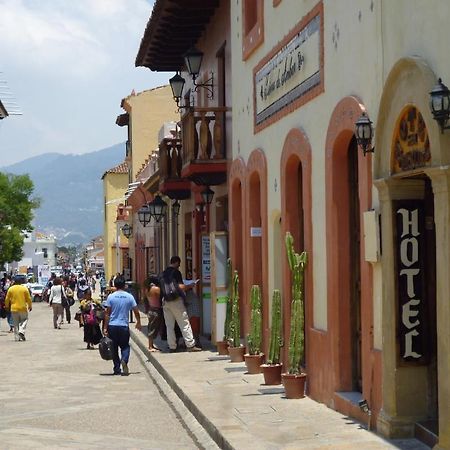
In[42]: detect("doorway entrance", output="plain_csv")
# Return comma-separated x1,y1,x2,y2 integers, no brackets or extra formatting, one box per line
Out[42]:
413,176,438,446
348,136,362,392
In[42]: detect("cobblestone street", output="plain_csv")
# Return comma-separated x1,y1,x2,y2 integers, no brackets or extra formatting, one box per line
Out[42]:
0,302,200,449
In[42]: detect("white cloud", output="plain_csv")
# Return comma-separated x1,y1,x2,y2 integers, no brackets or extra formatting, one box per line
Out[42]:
0,0,172,167
0,0,151,79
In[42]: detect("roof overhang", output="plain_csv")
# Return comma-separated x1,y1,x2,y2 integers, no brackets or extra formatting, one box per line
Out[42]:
136,0,220,71
116,113,129,127
0,100,8,119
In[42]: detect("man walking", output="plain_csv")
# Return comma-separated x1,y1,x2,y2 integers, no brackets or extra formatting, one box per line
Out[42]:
103,276,141,375
161,256,201,353
5,275,32,341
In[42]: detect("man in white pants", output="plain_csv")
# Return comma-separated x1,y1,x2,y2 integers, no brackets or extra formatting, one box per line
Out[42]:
162,256,201,353
5,275,32,341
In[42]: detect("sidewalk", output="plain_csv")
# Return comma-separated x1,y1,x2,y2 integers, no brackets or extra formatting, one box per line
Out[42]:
130,315,429,450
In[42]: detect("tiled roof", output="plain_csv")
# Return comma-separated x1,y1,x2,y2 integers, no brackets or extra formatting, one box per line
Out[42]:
102,161,128,179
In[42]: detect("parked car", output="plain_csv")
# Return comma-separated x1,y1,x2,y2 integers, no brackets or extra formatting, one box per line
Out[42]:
28,283,45,302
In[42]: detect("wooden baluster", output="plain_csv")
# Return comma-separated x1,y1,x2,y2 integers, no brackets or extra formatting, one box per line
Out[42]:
176,141,182,177
213,111,223,159
193,116,200,160
170,139,178,178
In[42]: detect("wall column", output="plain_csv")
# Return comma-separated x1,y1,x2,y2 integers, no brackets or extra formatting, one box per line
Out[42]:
427,167,450,450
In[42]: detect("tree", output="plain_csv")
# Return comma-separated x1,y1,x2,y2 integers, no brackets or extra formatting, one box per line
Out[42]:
0,172,40,265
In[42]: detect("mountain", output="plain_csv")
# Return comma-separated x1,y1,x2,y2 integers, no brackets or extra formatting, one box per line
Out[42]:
1,143,126,244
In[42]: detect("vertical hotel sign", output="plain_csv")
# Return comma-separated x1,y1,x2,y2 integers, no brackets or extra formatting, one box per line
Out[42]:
254,3,323,131
395,201,427,364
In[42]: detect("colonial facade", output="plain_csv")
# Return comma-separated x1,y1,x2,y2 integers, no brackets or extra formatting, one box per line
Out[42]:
227,0,450,448
102,161,128,281
101,0,450,447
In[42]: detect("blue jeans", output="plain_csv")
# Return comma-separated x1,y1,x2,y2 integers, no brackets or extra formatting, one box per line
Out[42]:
107,325,130,374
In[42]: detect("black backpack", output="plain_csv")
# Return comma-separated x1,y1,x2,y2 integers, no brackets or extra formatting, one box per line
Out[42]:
99,336,114,360
159,270,180,302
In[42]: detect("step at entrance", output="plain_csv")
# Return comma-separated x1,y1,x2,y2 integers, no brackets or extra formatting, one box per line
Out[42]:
415,420,438,448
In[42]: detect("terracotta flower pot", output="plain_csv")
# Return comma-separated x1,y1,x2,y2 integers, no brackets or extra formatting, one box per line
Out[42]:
244,353,265,374
216,340,229,355
261,363,283,385
281,373,307,399
228,345,245,362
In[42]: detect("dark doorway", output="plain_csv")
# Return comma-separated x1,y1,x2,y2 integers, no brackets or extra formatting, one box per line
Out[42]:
348,136,362,392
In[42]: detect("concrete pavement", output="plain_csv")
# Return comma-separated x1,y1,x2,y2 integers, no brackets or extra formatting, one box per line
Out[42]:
130,312,430,450
0,302,209,449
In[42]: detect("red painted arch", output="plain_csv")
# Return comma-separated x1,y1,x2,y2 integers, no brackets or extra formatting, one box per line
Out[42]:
280,128,314,384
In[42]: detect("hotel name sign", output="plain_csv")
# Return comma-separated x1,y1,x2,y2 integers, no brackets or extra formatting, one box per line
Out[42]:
395,201,428,364
254,10,322,128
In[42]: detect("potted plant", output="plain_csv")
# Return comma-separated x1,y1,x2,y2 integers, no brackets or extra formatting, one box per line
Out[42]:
244,284,264,373
227,270,245,362
281,232,308,399
260,289,283,384
216,259,232,355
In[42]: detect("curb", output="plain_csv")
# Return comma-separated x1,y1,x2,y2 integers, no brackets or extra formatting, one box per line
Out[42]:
130,328,235,450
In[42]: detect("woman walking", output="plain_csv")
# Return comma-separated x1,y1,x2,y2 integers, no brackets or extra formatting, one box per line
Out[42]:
80,290,102,349
49,277,65,329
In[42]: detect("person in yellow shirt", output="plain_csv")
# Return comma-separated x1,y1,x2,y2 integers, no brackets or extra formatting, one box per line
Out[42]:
5,275,32,341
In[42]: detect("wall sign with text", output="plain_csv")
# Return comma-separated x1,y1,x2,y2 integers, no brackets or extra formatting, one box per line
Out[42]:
395,201,428,364
253,2,324,132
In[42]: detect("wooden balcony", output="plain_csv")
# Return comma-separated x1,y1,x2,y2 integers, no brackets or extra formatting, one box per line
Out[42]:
180,106,229,186
158,137,191,200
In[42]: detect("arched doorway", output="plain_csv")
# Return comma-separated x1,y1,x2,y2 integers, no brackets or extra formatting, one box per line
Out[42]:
280,129,313,382
229,158,246,335
325,96,374,407
246,150,268,349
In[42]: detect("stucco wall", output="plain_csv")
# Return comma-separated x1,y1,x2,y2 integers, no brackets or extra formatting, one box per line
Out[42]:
103,172,128,280
124,85,178,180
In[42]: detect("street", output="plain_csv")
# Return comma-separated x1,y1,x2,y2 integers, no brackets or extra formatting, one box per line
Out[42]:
0,302,200,449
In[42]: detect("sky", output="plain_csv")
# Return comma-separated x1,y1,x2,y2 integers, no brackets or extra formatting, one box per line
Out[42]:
0,0,171,166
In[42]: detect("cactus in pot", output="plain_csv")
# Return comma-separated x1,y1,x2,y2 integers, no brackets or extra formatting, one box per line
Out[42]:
285,231,308,375
229,270,241,348
247,285,262,355
267,289,282,365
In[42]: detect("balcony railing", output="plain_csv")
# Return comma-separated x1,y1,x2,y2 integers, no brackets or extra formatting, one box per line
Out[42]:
181,107,229,166
159,137,182,181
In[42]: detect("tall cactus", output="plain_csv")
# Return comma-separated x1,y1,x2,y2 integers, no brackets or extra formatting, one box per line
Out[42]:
247,285,262,355
267,289,282,365
285,232,308,375
223,258,233,341
228,270,241,348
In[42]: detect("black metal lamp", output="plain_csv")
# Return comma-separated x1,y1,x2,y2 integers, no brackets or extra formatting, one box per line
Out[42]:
355,112,374,156
172,200,181,217
148,194,167,223
137,204,152,227
121,223,132,238
169,72,186,108
430,78,450,133
183,46,214,99
201,186,215,205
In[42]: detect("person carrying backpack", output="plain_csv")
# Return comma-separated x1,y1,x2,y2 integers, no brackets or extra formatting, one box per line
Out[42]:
160,256,201,353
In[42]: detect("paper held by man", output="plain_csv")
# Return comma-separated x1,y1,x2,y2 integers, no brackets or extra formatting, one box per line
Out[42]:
183,279,200,287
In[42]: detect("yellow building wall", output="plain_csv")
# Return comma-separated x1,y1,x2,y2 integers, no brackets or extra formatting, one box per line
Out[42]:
123,85,178,180
103,172,128,281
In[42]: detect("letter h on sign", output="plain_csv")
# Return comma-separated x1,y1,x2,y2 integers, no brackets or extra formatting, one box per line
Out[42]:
395,201,427,364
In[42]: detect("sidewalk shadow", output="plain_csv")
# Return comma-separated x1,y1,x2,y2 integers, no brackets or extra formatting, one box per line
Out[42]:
207,356,230,362
241,387,285,397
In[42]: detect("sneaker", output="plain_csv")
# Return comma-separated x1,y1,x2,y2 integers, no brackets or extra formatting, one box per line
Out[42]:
18,332,25,341
187,346,202,352
121,361,129,376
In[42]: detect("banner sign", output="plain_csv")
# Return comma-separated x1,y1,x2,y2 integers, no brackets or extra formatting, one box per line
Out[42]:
395,201,428,364
254,10,322,127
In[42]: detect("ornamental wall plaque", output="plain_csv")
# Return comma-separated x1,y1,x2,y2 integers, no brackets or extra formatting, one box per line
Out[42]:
391,106,431,173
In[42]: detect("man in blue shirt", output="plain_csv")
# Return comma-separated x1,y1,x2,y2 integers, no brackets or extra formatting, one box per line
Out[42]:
103,276,141,375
